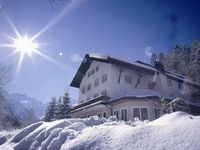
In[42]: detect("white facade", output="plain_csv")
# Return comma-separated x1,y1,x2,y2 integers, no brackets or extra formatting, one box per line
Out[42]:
71,54,200,120
78,60,197,104
79,61,112,103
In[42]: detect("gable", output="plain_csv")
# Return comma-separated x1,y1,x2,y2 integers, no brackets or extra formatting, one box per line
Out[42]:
70,54,156,88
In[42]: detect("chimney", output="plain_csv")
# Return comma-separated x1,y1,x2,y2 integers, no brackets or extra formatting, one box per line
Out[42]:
154,60,164,72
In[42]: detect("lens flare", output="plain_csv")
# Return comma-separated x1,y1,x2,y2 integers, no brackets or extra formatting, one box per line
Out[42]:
13,36,39,56
0,0,84,72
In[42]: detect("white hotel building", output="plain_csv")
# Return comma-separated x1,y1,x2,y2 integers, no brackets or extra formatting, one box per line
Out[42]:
70,54,200,121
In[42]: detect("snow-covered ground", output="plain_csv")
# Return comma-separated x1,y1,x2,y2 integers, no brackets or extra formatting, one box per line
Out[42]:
0,112,200,150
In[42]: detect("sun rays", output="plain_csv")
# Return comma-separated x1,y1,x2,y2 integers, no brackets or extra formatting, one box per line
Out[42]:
0,0,84,72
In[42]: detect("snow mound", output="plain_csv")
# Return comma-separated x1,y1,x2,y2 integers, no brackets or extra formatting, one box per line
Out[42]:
1,112,200,150
150,111,191,125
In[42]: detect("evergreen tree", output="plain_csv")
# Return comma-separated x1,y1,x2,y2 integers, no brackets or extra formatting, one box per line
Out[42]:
150,39,200,84
151,53,157,65
55,91,71,119
62,91,71,118
43,97,57,122
54,96,63,119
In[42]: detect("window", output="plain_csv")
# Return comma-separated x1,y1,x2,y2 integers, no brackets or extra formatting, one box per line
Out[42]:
93,93,99,98
154,109,160,119
132,107,149,121
133,108,140,120
96,65,99,72
81,87,85,94
103,112,106,118
101,90,107,96
167,78,173,87
121,109,127,121
113,110,119,119
91,69,95,75
94,78,99,87
177,81,183,90
88,71,91,77
124,75,133,84
87,83,91,91
141,108,148,121
102,73,107,83
98,113,101,118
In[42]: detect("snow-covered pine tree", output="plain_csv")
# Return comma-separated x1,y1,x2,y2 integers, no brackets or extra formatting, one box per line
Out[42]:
150,53,157,65
43,97,57,122
55,91,71,119
62,91,71,119
150,40,200,84
54,96,63,119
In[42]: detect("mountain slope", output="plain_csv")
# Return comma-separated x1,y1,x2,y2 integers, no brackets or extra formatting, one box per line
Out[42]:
0,91,46,129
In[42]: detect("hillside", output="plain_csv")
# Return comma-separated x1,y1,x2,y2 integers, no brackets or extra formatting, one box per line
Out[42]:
0,91,46,129
8,93,46,120
0,112,200,150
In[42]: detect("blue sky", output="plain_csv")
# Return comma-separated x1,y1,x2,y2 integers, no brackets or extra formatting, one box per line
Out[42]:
0,0,199,104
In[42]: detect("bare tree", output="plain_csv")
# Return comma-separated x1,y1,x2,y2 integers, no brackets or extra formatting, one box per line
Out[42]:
0,64,13,88
0,64,13,113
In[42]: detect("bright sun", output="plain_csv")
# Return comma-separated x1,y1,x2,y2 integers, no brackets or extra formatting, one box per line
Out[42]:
7,35,41,72
13,36,39,56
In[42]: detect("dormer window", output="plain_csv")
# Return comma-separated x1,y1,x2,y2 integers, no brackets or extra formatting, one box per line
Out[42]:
102,73,107,83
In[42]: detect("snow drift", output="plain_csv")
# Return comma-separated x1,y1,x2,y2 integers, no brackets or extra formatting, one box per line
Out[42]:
1,112,200,150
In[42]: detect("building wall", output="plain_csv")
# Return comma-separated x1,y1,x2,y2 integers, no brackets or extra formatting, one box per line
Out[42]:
77,61,200,120
109,64,162,99
70,98,161,121
78,61,112,103
110,99,160,121
79,61,163,104
164,76,199,100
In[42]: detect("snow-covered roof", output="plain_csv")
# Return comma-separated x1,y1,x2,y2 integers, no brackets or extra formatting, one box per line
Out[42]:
70,54,157,88
70,53,200,88
70,95,109,111
165,72,200,87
